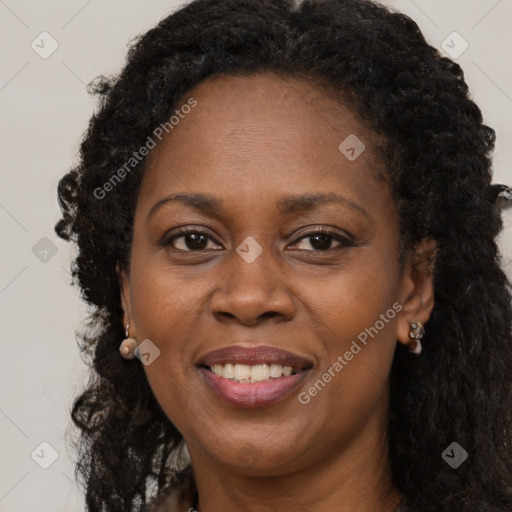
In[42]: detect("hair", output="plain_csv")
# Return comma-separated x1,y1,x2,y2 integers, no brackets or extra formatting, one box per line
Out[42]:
55,0,512,510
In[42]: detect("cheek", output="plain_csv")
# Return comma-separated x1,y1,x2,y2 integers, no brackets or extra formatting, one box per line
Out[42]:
304,241,400,346
127,261,204,428
295,243,400,417
127,255,207,397
129,254,203,336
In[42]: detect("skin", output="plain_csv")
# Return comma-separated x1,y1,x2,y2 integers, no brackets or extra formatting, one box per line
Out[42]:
119,72,436,512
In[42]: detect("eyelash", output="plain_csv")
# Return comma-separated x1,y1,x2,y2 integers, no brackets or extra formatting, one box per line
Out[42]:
159,227,355,252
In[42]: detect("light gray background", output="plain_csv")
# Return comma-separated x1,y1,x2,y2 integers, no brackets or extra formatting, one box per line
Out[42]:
1,1,511,511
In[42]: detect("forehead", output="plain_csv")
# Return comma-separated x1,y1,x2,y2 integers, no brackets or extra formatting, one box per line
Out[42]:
137,72,390,219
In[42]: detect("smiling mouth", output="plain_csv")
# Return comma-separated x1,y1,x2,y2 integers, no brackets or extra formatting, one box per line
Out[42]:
196,344,314,406
201,362,312,383
198,363,313,408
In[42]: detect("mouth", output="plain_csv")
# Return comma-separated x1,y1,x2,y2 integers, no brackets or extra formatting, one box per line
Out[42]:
196,345,314,408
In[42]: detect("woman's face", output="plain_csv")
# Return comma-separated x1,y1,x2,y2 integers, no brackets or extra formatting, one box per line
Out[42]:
120,72,433,477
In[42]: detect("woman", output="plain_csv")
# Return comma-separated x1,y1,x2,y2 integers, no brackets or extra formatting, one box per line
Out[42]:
55,0,512,510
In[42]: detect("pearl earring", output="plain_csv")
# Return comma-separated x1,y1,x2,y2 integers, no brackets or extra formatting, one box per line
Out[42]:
119,324,138,359
407,321,424,355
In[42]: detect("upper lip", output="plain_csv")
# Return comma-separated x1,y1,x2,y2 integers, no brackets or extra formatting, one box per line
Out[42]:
197,345,314,372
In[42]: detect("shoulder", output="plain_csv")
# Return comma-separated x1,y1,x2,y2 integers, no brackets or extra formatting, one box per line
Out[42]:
146,465,197,512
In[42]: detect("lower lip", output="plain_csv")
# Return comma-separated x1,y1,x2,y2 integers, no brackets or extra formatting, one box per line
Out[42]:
199,366,311,408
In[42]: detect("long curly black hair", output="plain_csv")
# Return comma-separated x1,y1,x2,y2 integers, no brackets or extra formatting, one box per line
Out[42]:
55,0,512,510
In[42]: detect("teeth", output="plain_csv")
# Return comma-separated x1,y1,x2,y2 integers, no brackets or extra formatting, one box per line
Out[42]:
222,363,234,379
210,363,295,382
270,364,283,378
249,364,270,381
234,363,251,380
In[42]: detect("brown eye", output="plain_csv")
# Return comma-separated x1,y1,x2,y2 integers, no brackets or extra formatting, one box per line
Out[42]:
290,229,355,251
160,228,223,252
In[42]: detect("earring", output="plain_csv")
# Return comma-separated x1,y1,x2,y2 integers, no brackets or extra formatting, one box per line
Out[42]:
407,321,424,355
119,324,138,359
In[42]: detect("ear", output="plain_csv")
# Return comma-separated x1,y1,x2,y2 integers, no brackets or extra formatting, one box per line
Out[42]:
396,237,437,348
117,263,135,337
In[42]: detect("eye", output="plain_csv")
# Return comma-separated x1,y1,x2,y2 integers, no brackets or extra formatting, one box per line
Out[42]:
160,227,223,252
289,228,355,251
159,227,355,253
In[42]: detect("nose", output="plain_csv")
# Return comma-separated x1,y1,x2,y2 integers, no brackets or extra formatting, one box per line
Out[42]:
210,248,296,326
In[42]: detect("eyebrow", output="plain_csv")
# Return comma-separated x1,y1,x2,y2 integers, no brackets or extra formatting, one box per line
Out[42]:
146,191,369,223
